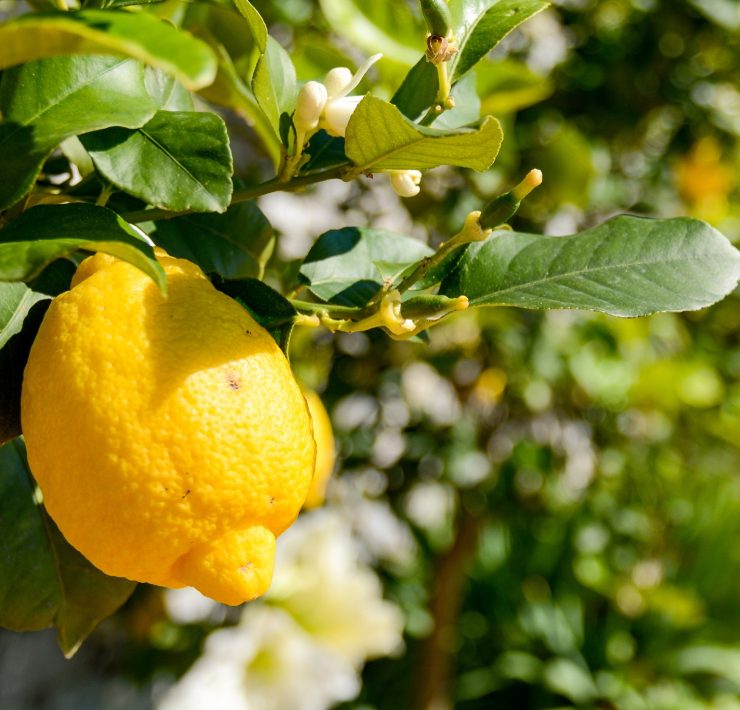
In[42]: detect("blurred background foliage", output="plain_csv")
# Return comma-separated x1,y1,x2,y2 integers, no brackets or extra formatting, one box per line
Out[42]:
1,0,739,708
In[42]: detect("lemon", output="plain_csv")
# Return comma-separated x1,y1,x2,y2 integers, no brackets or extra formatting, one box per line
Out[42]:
302,389,336,509
21,251,315,605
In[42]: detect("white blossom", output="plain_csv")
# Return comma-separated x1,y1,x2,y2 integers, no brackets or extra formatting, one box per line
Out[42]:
157,606,358,710
268,509,405,667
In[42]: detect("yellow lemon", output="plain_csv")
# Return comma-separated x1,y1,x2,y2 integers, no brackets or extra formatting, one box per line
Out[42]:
303,389,336,509
21,251,315,605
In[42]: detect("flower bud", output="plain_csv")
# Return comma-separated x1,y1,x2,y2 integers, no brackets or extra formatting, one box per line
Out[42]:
389,170,422,198
294,81,328,132
323,67,354,99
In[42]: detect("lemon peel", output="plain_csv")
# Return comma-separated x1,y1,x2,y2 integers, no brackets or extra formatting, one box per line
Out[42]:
302,390,336,509
21,250,315,605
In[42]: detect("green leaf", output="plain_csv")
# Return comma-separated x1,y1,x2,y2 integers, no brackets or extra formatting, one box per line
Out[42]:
0,438,136,657
299,227,433,307
233,0,267,52
0,288,49,446
391,58,438,120
0,282,50,350
300,132,348,174
345,95,502,172
252,35,297,138
81,111,233,213
0,10,217,90
0,204,166,291
148,201,274,280
211,275,297,353
439,216,740,317
145,68,194,111
0,55,157,209
448,0,550,81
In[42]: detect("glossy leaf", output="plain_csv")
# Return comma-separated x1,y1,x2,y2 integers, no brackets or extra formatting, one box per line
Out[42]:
299,227,433,306
0,204,165,291
345,95,502,172
440,216,740,317
0,283,49,350
0,10,217,89
0,439,136,657
0,55,157,209
391,58,438,120
81,111,233,213
144,68,194,111
252,35,297,138
148,201,274,280
448,0,550,81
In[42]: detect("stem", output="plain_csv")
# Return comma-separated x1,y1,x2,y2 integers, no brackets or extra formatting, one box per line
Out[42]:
288,299,363,319
394,211,490,296
95,184,114,207
122,165,347,224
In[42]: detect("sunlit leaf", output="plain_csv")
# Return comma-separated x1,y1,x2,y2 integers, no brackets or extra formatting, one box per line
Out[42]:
0,55,157,209
81,111,233,213
0,9,217,89
345,95,502,171
440,216,740,316
0,204,165,291
299,226,433,306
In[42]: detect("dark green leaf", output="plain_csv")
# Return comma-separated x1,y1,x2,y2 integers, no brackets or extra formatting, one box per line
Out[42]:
0,438,136,657
391,58,438,121
448,0,550,81
0,10,217,90
0,291,49,446
345,95,503,172
300,132,348,174
0,55,157,209
0,204,165,291
299,227,433,306
211,275,297,353
440,216,740,317
81,111,233,213
252,36,297,139
149,201,274,280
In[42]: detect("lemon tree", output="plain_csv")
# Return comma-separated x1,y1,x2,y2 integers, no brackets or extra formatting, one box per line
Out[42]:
0,0,738,656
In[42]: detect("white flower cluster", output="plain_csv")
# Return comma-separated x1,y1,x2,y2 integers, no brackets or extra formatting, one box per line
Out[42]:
158,510,404,710
292,55,424,198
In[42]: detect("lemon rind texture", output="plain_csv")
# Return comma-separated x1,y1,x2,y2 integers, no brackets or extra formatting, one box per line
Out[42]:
21,253,315,604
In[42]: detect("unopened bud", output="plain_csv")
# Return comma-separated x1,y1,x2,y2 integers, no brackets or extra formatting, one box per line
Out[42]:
512,169,543,200
323,67,353,99
294,81,328,132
